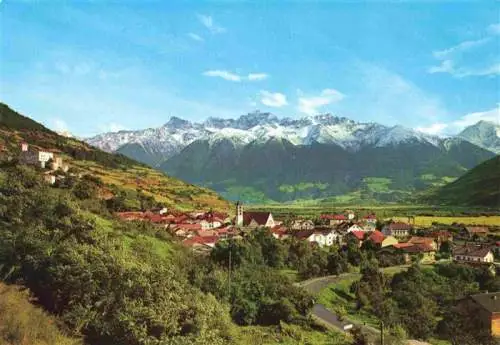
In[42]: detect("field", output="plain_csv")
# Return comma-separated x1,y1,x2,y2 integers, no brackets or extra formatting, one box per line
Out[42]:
247,203,500,219
390,216,500,227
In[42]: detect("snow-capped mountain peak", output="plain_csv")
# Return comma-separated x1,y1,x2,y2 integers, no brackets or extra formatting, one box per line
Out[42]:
85,111,495,166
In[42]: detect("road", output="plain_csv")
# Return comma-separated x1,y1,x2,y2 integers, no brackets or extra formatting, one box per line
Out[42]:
297,266,411,333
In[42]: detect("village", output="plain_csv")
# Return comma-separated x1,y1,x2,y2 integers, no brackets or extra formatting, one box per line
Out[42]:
14,140,500,341
113,201,499,266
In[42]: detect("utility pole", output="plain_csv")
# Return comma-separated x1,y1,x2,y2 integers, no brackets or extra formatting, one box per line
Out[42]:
380,320,385,345
227,243,232,300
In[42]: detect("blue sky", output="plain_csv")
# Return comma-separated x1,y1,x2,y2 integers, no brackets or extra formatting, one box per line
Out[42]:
1,1,499,137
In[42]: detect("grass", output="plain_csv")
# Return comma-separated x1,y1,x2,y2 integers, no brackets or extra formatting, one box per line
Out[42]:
279,269,299,283
316,266,410,331
0,283,81,345
232,323,351,345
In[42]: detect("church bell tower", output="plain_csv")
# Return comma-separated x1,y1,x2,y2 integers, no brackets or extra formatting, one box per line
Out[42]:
236,201,244,227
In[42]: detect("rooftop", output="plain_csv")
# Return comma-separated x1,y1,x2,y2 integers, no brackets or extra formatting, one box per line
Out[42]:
471,292,500,313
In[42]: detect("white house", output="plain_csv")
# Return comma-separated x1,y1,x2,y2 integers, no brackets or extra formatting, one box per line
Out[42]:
453,245,495,264
297,229,340,247
382,222,412,238
200,219,223,230
347,224,364,233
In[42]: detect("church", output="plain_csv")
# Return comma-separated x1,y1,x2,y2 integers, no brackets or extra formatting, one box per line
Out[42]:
235,202,275,229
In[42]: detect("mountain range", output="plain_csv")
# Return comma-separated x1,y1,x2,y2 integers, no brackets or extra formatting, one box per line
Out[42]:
86,112,499,203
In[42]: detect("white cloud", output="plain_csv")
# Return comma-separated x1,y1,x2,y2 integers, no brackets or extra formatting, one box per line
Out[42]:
50,118,70,133
298,89,345,115
187,33,203,42
416,106,500,136
197,14,226,34
247,73,268,81
452,106,500,130
488,23,500,35
203,70,269,82
260,91,288,108
427,60,454,74
98,122,127,133
416,123,448,135
428,24,499,78
203,70,241,82
432,38,489,60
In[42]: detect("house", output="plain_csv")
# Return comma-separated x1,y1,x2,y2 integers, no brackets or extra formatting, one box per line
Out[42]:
464,227,489,239
466,292,500,337
429,230,453,246
359,221,376,232
453,244,494,264
20,142,54,168
368,230,398,248
321,214,347,225
182,235,219,248
347,230,367,247
296,228,340,247
363,213,377,225
271,225,289,240
408,236,438,251
347,223,365,233
290,219,315,231
345,210,356,220
400,243,436,263
382,222,412,238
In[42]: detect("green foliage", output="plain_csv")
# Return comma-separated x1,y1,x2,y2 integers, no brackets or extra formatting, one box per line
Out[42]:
0,165,233,345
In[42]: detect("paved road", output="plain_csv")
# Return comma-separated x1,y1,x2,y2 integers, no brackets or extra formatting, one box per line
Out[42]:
298,266,411,333
312,304,351,332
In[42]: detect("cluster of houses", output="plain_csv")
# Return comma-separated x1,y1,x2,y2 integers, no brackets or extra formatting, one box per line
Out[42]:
19,142,69,184
115,201,498,265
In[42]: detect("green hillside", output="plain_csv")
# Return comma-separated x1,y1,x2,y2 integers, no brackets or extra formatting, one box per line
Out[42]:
428,155,500,207
0,102,230,211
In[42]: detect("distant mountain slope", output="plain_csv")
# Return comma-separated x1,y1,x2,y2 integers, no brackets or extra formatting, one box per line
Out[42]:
458,120,500,154
161,136,494,203
0,103,229,211
428,155,500,207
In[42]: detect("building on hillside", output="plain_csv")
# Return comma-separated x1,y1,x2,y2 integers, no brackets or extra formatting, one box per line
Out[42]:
408,236,438,251
290,219,315,231
459,292,500,338
19,142,69,171
382,222,412,238
453,244,494,264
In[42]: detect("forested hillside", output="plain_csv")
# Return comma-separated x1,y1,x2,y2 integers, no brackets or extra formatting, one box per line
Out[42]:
428,155,500,207
0,103,229,211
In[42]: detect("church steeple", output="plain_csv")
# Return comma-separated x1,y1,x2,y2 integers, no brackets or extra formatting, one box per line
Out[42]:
236,201,243,227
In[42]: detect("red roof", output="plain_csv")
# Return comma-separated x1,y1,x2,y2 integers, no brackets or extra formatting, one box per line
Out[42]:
402,243,435,253
369,230,385,244
387,222,412,230
175,223,202,231
364,214,377,219
350,230,366,240
408,236,435,246
182,235,219,247
243,212,271,226
271,226,288,236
